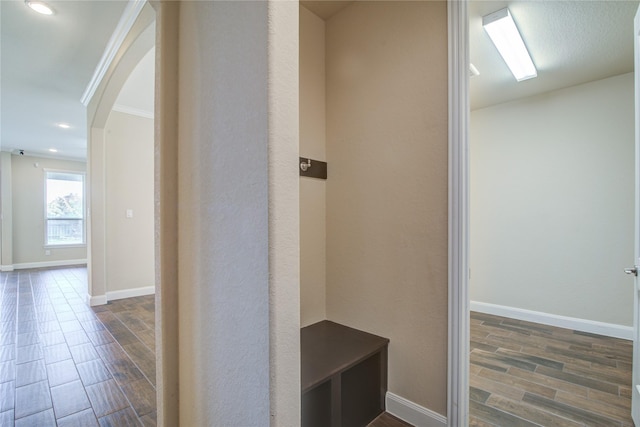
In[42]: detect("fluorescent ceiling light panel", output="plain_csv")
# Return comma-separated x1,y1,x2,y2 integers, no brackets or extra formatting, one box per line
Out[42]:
483,8,537,82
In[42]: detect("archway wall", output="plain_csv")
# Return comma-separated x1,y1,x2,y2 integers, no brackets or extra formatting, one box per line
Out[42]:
86,3,156,303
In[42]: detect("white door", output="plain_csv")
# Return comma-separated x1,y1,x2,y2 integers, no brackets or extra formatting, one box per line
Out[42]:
630,5,640,424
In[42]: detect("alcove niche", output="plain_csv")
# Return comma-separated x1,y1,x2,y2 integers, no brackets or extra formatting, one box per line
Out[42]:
299,2,449,424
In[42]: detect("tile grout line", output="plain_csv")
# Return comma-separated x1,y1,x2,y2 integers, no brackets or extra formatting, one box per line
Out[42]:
111,306,156,360
46,269,101,426
470,312,632,426
5,267,157,426
43,266,145,424
88,303,151,424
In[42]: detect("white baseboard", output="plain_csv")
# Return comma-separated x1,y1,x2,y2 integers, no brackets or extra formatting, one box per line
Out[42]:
89,294,107,306
13,259,87,270
88,286,154,306
1,265,14,272
386,392,447,427
470,301,633,340
106,286,155,302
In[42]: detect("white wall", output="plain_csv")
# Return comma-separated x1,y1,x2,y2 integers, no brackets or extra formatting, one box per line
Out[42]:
470,73,635,327
104,110,155,294
11,154,87,266
300,6,326,327
325,1,448,415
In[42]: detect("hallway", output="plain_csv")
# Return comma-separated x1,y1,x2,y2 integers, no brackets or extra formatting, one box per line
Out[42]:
0,267,156,426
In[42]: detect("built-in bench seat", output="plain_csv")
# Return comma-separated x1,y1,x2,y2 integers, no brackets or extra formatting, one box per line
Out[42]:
301,320,390,427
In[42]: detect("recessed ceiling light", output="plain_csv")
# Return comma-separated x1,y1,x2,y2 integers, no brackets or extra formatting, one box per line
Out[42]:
469,63,480,78
25,1,55,15
57,123,71,129
49,148,58,153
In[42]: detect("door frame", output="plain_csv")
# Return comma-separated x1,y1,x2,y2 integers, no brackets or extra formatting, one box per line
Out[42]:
631,4,640,423
447,0,470,426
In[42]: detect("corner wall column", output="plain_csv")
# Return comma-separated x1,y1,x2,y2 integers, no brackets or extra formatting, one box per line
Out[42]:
155,0,300,425
0,152,13,271
87,127,107,305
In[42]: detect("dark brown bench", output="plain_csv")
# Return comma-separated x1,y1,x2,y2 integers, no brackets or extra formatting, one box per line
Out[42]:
301,320,390,427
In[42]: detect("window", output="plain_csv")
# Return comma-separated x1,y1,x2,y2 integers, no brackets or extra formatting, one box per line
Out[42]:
45,171,85,246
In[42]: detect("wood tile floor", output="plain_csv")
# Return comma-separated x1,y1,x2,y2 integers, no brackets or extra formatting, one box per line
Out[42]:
8,267,631,426
470,311,634,427
368,412,413,426
0,267,156,426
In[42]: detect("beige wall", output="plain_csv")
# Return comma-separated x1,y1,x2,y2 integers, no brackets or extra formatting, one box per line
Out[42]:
300,6,327,327
86,4,155,304
1,152,12,268
104,111,155,293
325,1,448,415
11,154,87,265
470,73,635,326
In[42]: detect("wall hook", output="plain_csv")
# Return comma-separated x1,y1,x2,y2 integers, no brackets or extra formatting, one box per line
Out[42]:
299,156,327,179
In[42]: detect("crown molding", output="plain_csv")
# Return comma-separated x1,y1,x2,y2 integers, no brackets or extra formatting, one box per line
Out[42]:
112,103,154,119
81,0,147,106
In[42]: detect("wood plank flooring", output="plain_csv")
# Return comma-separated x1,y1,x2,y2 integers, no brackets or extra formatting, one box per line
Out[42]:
470,311,634,427
0,267,156,426
368,412,413,426
3,267,633,426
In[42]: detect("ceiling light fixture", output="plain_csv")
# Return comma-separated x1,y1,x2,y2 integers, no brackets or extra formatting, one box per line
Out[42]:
57,123,71,129
25,1,55,15
482,8,537,82
49,148,58,153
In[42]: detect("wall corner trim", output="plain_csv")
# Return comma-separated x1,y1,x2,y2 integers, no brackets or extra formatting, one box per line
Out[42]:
386,393,447,427
80,0,147,106
89,294,108,306
470,301,633,340
447,0,470,426
106,286,155,302
1,265,14,272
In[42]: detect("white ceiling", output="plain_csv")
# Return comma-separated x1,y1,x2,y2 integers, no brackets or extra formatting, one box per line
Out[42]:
1,0,128,160
2,0,638,161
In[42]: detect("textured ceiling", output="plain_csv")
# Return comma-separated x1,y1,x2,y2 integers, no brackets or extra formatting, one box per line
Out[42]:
470,0,639,110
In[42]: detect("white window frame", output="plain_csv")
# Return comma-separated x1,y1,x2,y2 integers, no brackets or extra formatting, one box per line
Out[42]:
44,169,87,248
